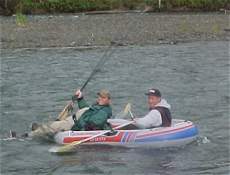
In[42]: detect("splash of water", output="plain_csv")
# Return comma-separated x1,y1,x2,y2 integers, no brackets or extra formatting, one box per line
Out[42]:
197,135,211,145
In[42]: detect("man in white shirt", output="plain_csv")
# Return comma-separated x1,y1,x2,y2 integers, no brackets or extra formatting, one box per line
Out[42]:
134,88,172,129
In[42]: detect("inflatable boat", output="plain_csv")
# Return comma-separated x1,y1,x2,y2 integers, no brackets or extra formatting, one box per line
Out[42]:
54,119,198,148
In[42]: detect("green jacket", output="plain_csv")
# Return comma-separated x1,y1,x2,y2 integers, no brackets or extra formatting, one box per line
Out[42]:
71,98,112,131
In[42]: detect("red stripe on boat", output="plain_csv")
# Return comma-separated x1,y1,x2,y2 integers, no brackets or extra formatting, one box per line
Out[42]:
63,132,125,144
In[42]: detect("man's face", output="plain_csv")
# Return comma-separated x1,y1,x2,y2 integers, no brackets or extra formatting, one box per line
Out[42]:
97,95,111,105
148,95,161,109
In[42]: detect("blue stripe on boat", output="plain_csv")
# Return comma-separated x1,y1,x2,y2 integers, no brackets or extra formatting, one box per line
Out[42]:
135,126,198,143
121,132,129,143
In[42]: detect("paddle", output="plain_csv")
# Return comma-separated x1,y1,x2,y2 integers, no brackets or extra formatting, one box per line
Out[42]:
74,44,116,95
49,103,133,153
49,120,134,153
57,44,116,121
128,104,135,120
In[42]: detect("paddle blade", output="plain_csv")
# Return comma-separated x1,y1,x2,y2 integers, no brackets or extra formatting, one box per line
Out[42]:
49,146,63,153
124,103,131,114
119,103,131,119
49,141,81,153
57,102,73,121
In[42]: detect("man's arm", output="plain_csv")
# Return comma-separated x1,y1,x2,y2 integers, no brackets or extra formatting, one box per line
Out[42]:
134,110,162,129
74,89,89,109
77,98,89,109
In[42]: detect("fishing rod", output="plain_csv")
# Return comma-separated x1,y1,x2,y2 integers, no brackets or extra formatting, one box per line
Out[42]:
57,43,118,121
71,43,116,101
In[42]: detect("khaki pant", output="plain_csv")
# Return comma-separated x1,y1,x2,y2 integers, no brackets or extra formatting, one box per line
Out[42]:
30,107,89,138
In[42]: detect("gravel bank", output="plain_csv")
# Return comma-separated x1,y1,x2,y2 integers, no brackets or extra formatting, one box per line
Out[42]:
1,12,230,49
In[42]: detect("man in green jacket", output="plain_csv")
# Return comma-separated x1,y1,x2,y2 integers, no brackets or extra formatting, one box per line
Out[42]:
71,89,112,131
28,89,112,139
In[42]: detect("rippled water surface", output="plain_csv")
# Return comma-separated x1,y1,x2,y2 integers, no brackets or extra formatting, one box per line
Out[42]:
1,41,229,175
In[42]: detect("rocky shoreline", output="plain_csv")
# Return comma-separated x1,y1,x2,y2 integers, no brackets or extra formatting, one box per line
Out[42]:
1,12,230,49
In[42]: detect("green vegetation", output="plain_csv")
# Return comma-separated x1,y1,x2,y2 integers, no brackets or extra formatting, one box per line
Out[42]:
16,12,27,26
1,0,229,15
162,0,230,11
18,0,147,13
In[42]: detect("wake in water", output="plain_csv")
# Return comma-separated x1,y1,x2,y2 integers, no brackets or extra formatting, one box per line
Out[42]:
196,135,211,145
0,130,30,142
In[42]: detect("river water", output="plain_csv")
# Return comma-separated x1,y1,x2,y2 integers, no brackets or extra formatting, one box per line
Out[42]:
0,41,229,175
